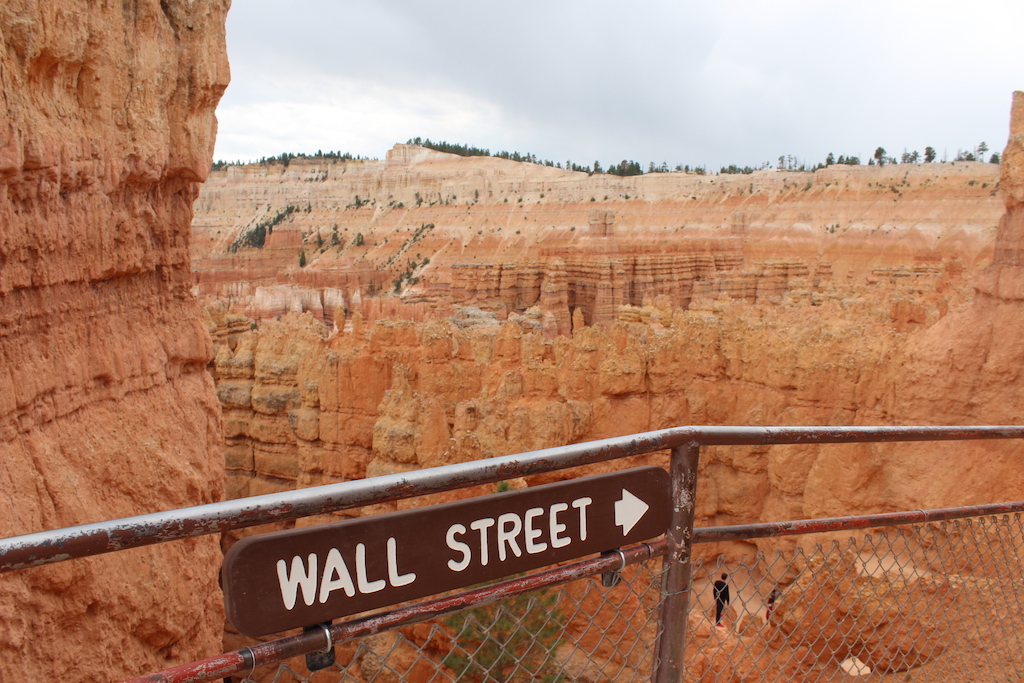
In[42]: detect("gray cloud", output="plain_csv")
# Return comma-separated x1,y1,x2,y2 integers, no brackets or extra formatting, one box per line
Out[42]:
216,0,1024,169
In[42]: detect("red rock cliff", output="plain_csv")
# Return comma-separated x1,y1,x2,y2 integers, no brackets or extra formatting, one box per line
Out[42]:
0,1,229,679
803,91,1024,518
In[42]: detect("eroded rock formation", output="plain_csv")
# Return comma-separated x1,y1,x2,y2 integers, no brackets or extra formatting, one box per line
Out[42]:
802,92,1024,520
193,144,1002,332
207,295,904,566
0,2,229,679
207,94,1023,573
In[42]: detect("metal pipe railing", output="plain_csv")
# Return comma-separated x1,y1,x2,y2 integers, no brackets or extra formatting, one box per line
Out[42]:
3,425,1021,572
6,424,1024,682
125,496,1024,683
653,441,700,682
695,499,1024,543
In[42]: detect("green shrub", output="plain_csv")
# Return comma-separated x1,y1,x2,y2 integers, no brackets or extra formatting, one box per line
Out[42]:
443,588,564,682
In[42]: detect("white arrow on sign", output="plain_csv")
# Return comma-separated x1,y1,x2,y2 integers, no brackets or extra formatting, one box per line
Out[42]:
614,488,650,535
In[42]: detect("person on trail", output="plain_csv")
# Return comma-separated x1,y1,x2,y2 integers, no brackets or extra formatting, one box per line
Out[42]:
713,573,730,627
765,586,781,621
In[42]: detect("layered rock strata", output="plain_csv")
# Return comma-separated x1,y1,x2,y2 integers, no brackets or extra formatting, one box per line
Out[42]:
193,146,1002,330
0,2,229,679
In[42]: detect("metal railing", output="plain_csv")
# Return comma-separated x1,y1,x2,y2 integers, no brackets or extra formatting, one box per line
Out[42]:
196,508,1024,683
2,425,1023,682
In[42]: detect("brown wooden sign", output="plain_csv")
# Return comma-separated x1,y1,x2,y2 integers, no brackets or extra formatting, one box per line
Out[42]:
221,466,671,636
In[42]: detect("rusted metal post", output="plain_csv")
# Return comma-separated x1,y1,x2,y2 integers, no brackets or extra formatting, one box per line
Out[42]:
653,441,700,683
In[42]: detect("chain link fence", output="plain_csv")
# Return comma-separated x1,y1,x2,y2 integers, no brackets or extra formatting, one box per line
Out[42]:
231,511,1024,683
8,427,1017,683
686,513,1024,682
233,556,667,683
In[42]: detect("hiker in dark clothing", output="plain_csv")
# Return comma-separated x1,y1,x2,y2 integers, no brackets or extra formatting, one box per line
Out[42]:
765,586,782,621
713,573,730,626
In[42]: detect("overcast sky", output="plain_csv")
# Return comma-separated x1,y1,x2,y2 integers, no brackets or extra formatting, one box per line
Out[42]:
214,0,1024,170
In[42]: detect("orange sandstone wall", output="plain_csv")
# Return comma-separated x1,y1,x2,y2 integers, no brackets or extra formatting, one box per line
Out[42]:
207,295,901,569
805,91,1024,518
0,2,229,679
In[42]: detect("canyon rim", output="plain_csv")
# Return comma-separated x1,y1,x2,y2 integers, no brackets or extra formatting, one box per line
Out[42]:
195,103,1024,674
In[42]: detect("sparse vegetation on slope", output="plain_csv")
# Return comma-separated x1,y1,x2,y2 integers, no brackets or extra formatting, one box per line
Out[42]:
228,204,299,252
